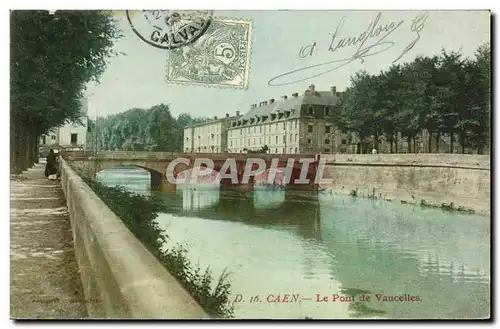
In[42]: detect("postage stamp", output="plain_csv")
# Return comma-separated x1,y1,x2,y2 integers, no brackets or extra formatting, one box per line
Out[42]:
126,10,213,49
165,17,253,89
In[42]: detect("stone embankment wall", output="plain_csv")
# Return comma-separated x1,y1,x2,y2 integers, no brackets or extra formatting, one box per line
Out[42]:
59,157,208,319
321,154,490,216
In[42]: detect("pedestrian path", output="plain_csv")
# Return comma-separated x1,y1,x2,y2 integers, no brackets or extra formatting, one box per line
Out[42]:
10,161,87,319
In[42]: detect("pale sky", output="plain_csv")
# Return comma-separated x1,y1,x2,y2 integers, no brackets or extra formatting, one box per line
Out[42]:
86,10,490,119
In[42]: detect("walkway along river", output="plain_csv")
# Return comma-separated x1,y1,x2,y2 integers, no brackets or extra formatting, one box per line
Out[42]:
96,167,490,319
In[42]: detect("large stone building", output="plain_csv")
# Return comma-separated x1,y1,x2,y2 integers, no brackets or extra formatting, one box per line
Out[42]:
183,113,242,153
227,85,347,154
184,84,350,154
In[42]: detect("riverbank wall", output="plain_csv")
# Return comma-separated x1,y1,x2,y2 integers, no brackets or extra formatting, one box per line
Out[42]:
58,157,208,319
321,154,490,216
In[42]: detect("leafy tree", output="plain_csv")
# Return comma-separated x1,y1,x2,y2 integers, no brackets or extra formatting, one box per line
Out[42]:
10,10,121,173
92,105,206,152
338,43,490,154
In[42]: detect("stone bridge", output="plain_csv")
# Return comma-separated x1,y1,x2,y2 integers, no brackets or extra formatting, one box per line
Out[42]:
63,151,323,193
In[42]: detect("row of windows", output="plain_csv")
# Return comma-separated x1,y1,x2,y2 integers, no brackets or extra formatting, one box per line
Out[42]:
307,106,333,116
185,146,221,152
193,124,221,134
229,135,347,147
227,123,334,137
229,121,300,136
228,147,333,154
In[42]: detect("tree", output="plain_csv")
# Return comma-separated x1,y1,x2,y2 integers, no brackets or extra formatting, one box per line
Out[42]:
10,10,121,173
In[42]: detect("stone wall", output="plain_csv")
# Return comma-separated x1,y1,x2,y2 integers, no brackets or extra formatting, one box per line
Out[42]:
59,157,208,319
320,154,490,216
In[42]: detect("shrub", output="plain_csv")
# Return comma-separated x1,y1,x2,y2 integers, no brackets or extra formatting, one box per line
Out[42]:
82,177,234,318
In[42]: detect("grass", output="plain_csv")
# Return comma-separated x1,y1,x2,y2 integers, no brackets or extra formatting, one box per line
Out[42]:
82,177,234,318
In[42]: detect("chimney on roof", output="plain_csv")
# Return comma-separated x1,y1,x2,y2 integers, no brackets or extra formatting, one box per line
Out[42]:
309,84,316,95
236,111,240,116
226,113,230,118
270,99,275,103
264,101,268,105
331,86,337,95
282,95,288,100
214,116,218,120
292,92,299,97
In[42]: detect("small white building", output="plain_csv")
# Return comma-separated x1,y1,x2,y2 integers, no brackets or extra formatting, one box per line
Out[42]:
40,98,89,150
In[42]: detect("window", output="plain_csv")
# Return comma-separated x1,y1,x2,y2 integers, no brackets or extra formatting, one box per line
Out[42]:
42,136,46,144
283,122,285,130
240,129,242,135
230,141,233,147
289,134,292,142
324,148,331,153
308,106,314,116
260,126,262,133
295,134,298,142
341,139,347,145
275,148,278,153
282,135,286,143
254,126,256,133
308,125,313,133
325,139,330,144
248,139,251,145
295,147,298,153
253,137,255,145
307,138,311,144
70,133,77,145
275,136,278,144
282,148,285,153
325,125,331,133
269,136,271,144
295,121,298,129
51,135,56,140
325,107,330,116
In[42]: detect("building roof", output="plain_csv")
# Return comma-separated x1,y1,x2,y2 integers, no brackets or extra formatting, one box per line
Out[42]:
232,89,340,128
183,86,341,130
184,114,241,128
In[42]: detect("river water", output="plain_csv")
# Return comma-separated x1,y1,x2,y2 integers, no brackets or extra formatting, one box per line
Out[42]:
97,167,490,319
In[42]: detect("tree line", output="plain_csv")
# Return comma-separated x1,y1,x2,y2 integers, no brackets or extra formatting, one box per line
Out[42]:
337,43,490,154
89,104,206,152
10,10,121,173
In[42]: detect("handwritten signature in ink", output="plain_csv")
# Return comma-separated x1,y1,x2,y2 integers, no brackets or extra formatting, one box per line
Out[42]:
268,11,429,86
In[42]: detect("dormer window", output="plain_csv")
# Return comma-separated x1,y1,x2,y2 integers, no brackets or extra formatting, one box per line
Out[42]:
308,106,314,116
278,112,284,119
325,107,330,116
271,114,277,120
284,111,290,118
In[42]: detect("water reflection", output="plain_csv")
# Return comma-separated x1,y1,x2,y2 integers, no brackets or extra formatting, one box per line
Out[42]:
96,168,490,319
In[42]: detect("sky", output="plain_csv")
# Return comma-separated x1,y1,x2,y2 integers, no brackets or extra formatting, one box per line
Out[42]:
85,10,490,120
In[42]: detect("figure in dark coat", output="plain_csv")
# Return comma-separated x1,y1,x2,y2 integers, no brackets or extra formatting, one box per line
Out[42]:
45,149,58,178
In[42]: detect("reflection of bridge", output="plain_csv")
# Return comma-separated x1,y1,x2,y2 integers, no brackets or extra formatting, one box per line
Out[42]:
65,151,323,193
158,188,323,241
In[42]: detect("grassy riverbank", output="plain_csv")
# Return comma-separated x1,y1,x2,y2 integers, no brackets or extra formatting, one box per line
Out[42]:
82,178,234,318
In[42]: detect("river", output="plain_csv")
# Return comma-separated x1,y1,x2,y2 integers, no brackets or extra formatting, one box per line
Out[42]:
96,167,490,319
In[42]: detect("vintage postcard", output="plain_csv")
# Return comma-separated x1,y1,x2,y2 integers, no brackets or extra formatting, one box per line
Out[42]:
10,9,491,320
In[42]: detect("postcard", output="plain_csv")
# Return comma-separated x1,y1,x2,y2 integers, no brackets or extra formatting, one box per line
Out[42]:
10,9,491,320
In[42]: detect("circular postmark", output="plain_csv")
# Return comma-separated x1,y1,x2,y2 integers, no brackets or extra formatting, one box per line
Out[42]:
126,10,213,50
